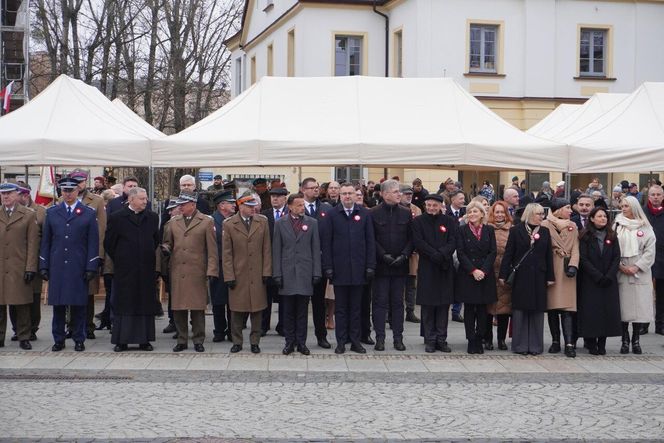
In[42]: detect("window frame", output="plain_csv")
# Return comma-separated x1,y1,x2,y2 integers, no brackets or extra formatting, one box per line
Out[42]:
579,27,606,77
469,24,498,73
465,20,504,76
331,32,368,76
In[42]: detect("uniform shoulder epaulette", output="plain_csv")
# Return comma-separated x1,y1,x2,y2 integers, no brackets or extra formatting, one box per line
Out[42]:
254,213,268,221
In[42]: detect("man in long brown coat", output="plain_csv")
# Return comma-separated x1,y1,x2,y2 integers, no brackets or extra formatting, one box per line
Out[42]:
69,169,106,339
0,183,39,350
222,192,272,354
162,192,218,352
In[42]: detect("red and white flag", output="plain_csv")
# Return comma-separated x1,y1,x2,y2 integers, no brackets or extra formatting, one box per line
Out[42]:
35,166,55,206
0,81,15,113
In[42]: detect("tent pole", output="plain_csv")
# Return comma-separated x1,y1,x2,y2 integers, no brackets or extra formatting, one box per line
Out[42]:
149,167,155,204
564,172,571,200
24,166,28,184
298,167,302,187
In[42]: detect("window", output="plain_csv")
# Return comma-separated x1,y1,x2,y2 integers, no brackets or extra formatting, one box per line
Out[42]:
580,28,606,77
250,56,256,85
287,29,295,77
267,44,274,76
393,30,403,77
335,166,362,183
335,35,362,76
234,57,243,95
469,24,497,73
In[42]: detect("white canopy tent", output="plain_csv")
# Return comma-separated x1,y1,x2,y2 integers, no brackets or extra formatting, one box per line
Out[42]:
526,104,581,137
0,74,157,166
111,98,165,138
152,76,568,171
567,83,664,173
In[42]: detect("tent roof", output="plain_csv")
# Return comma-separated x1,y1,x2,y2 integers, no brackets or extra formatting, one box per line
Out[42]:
567,83,664,173
526,104,581,137
111,98,165,138
0,74,156,166
152,76,568,171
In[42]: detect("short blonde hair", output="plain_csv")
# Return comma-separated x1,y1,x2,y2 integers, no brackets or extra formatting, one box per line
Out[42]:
522,203,544,225
464,200,487,224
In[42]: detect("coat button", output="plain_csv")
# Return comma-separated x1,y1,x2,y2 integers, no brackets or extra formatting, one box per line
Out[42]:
64,261,68,264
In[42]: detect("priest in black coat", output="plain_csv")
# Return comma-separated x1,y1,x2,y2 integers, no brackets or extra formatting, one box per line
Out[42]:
104,187,161,352
412,194,457,353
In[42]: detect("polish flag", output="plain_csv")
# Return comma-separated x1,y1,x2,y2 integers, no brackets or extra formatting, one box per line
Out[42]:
0,81,14,113
35,167,56,206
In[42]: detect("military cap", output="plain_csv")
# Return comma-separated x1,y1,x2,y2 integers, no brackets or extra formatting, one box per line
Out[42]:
252,178,267,186
237,190,258,206
213,190,236,205
165,196,180,210
68,169,89,182
0,183,19,193
176,191,198,205
58,177,79,190
214,174,223,180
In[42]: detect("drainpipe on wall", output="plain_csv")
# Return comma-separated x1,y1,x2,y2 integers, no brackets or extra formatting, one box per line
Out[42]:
372,1,389,78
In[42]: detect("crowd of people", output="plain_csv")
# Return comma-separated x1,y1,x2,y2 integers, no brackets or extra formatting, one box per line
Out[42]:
0,171,662,358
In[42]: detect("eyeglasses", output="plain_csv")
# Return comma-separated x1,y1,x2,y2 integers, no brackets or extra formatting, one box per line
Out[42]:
303,186,319,191
340,192,355,196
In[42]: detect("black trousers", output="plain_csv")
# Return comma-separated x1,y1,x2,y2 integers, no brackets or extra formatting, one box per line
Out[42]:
656,279,664,328
405,275,416,313
421,304,449,344
282,295,310,347
311,278,328,340
485,314,510,342
372,275,406,341
9,292,41,335
361,283,372,339
464,303,487,341
212,303,232,339
53,305,86,344
334,285,363,347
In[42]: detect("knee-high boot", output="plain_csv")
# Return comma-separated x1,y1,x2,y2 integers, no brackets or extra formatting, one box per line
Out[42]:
561,312,576,358
620,322,630,354
547,311,561,353
632,323,642,354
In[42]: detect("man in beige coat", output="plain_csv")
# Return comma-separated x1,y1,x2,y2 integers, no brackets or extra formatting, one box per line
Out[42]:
0,183,39,350
162,192,218,352
223,192,272,354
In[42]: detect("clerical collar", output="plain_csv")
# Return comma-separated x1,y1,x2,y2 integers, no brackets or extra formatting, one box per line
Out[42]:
128,205,142,214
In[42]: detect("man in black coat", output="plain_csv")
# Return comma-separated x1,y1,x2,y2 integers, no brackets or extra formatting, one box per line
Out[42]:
644,185,664,334
210,190,236,342
261,187,288,335
412,194,456,353
106,176,152,217
104,187,160,351
322,183,376,354
371,179,413,351
571,194,594,231
301,177,333,349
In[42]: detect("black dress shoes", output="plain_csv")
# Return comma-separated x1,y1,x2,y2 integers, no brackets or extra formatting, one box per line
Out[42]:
86,331,96,340
114,344,128,352
297,345,311,356
172,333,179,340
194,344,205,352
405,311,421,323
425,343,436,353
497,339,508,351
230,344,242,353
334,344,345,354
374,339,385,351
282,344,295,355
19,340,32,350
250,344,261,354
172,344,188,352
548,342,561,353
29,333,37,341
360,336,375,345
350,344,366,354
212,335,225,343
10,334,17,341
139,343,154,351
96,321,111,331
74,342,85,352
436,341,452,353
317,338,331,349
394,340,406,351
52,342,65,352
163,323,177,334
484,340,494,351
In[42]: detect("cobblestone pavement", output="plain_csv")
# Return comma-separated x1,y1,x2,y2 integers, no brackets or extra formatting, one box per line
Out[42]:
1,303,663,441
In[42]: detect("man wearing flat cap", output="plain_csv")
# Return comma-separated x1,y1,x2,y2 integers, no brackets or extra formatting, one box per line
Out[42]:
40,178,100,352
0,183,39,350
261,186,289,335
210,190,236,342
206,175,225,209
222,191,272,354
253,178,271,210
67,168,106,339
162,191,218,352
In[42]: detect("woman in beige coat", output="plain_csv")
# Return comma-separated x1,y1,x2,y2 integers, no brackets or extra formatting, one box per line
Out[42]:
541,198,580,358
614,196,656,354
485,201,512,351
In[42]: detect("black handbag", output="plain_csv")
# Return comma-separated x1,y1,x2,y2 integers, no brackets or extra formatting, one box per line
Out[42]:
505,245,534,286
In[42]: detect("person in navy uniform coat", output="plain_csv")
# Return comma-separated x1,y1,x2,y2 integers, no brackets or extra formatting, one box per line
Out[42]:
39,178,100,352
210,190,236,342
322,182,376,354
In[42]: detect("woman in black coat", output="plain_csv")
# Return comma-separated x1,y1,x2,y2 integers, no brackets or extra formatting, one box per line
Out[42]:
456,201,497,354
499,203,555,355
578,207,622,355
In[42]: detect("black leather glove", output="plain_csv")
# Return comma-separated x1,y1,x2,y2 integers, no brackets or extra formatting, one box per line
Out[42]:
324,269,334,280
39,270,49,281
273,276,283,288
599,276,612,288
24,272,35,283
382,254,396,265
208,276,218,285
98,258,105,269
431,252,444,265
160,245,171,257
262,276,269,284
312,276,322,286
565,266,577,278
226,280,236,289
390,254,408,267
84,271,97,282
365,268,375,281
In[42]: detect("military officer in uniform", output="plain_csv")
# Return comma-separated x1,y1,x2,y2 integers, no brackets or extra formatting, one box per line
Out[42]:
162,192,218,352
223,192,272,354
210,190,236,342
40,178,100,352
69,169,106,339
0,183,39,349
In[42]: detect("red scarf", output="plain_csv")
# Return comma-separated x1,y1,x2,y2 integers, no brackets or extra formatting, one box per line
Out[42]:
647,200,664,216
469,222,483,240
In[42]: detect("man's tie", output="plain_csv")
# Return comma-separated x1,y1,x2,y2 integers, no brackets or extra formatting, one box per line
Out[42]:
308,203,315,216
5,208,11,218
67,206,72,217
347,209,352,217
244,217,251,231
275,209,281,220
581,216,587,228
509,207,514,216
454,210,459,218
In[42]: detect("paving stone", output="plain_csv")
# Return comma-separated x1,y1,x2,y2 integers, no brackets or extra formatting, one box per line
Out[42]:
0,355,37,369
105,356,155,370
64,356,114,370
346,358,388,372
146,356,192,370
267,357,308,372
186,356,230,371
227,357,269,371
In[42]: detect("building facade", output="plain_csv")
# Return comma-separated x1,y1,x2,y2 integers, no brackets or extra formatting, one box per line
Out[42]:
223,0,664,191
